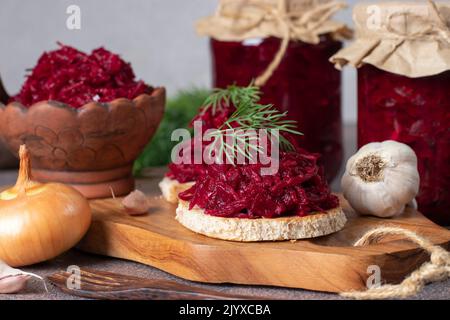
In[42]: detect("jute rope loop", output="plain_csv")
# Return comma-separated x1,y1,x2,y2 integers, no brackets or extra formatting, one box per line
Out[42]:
341,226,450,300
254,0,346,86
255,6,291,86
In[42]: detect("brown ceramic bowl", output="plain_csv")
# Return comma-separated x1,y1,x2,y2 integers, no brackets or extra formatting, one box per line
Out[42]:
0,87,165,198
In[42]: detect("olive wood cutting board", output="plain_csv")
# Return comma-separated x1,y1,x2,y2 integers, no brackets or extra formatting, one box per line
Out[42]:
76,168,450,293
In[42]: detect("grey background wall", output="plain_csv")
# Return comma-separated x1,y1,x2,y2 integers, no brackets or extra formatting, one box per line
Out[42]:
0,0,358,123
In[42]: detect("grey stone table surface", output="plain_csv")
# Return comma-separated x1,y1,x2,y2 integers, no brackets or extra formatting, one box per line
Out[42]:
0,125,449,300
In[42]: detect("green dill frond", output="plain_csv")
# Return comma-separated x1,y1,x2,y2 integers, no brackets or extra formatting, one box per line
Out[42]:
202,83,303,164
202,82,261,115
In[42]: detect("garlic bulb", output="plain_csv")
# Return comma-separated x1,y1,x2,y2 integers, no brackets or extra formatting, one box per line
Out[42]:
341,140,420,217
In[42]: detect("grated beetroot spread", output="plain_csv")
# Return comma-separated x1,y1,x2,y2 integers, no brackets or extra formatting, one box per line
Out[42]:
178,148,339,218
166,101,236,183
12,44,152,108
169,97,338,218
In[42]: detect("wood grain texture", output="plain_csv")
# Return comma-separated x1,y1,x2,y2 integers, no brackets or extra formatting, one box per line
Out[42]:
77,168,450,293
48,268,261,300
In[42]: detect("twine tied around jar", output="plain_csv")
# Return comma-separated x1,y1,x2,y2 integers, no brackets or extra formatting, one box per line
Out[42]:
341,226,450,299
197,0,351,87
330,0,450,78
384,0,450,43
244,0,347,86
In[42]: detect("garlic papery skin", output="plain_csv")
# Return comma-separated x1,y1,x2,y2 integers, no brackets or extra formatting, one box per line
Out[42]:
0,259,45,293
341,140,420,218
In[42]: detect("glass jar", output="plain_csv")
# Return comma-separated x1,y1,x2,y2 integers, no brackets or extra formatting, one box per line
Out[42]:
331,1,450,226
358,65,450,225
211,35,343,181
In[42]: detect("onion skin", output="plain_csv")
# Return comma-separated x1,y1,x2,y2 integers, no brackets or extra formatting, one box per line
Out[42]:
0,145,92,267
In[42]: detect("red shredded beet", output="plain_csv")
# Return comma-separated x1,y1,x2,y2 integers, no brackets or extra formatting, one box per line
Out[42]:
178,148,339,218
166,101,236,183
12,43,152,108
358,65,450,225
168,92,338,218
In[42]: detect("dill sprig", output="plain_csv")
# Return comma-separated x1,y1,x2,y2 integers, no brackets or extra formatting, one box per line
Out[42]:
203,83,303,164
202,83,260,115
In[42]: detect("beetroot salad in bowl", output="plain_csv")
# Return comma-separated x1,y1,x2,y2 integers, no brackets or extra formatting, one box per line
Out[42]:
0,44,165,199
11,43,153,108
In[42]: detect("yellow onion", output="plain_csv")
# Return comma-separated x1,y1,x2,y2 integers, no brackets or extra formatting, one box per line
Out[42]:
0,145,92,267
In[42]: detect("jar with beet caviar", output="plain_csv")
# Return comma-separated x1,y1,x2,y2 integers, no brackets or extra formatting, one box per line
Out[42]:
196,0,351,181
331,2,450,225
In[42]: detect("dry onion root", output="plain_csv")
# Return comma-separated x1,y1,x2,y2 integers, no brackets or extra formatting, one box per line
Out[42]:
0,145,92,267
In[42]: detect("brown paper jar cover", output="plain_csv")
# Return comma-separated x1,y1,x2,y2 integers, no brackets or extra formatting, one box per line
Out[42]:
196,0,352,44
331,1,450,77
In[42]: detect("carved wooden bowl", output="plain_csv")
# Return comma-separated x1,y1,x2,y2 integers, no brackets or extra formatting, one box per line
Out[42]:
0,87,165,198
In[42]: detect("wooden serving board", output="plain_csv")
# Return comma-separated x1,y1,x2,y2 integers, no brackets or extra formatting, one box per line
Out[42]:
77,168,450,293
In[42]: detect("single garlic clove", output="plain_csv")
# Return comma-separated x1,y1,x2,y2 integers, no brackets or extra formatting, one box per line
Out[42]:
0,274,30,294
0,259,45,294
122,190,151,215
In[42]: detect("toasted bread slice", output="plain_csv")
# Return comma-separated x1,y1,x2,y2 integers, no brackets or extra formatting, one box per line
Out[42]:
176,200,347,242
159,177,195,204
